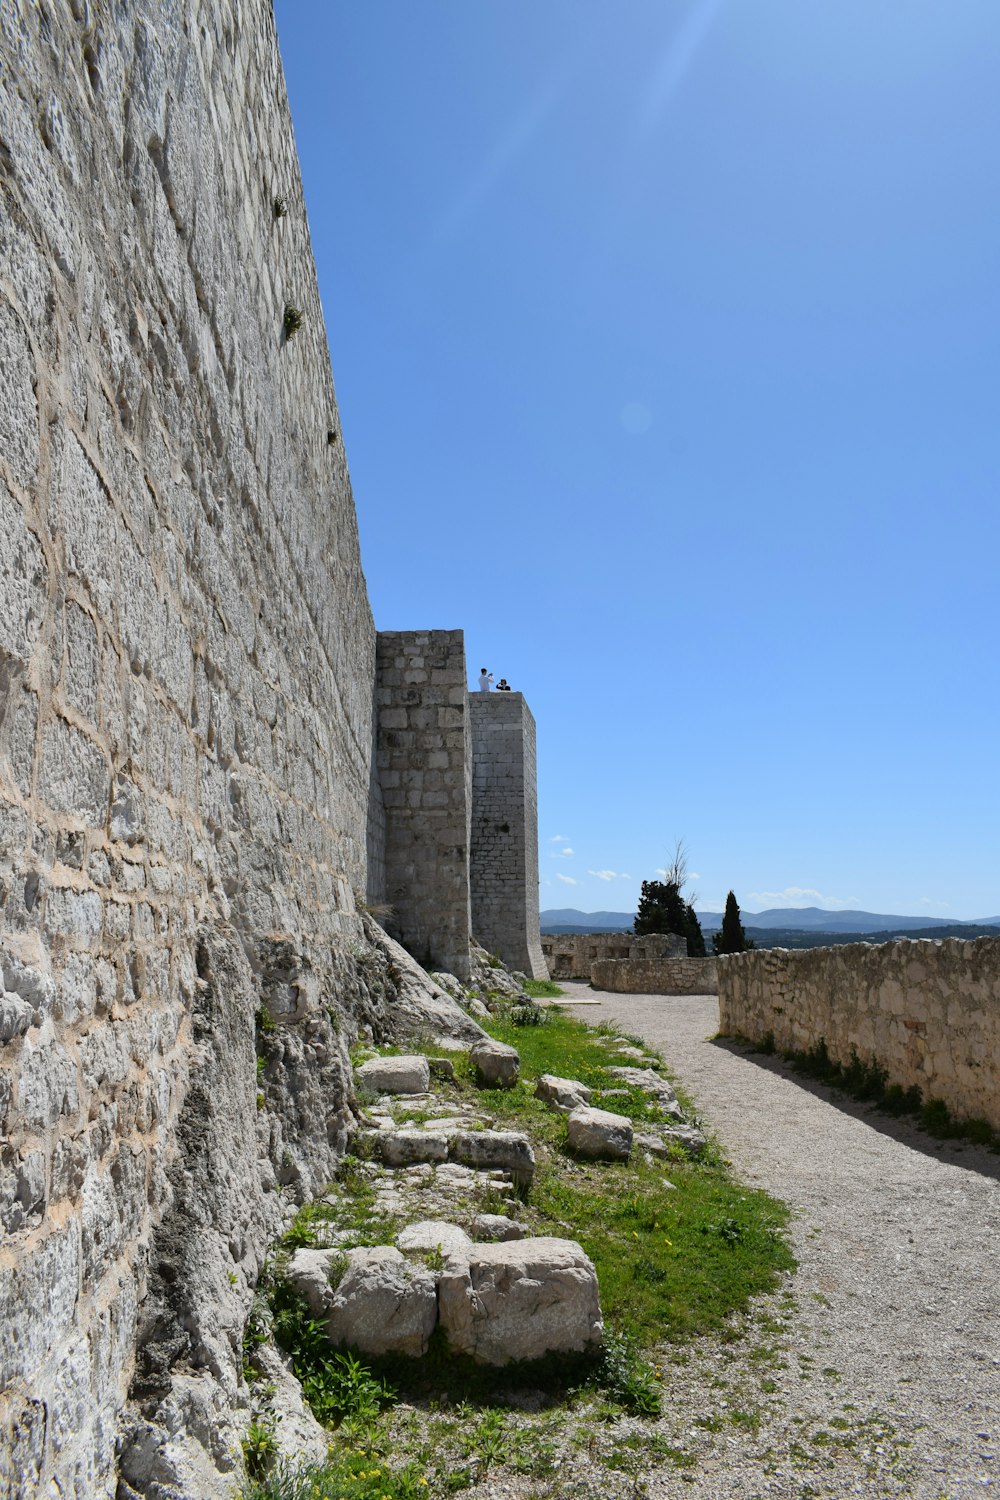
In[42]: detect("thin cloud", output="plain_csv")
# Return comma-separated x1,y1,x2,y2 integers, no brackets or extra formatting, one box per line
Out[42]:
747,886,858,911
588,869,631,882
550,834,567,843
634,0,724,135
549,846,575,858
557,873,578,885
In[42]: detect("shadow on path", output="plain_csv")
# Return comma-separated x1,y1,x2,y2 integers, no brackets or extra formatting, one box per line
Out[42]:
711,1033,1000,1185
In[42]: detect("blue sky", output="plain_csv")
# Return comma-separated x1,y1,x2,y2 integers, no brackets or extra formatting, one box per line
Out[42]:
274,1,999,919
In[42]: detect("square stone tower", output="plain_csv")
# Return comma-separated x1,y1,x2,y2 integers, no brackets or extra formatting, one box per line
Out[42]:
469,691,548,979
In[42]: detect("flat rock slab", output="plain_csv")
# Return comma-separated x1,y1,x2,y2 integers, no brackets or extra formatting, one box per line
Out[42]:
470,1213,528,1242
607,1065,683,1119
355,1055,431,1095
449,1129,535,1185
660,1124,708,1156
535,1073,592,1111
469,1038,520,1088
439,1237,602,1365
287,1246,436,1357
396,1220,472,1260
567,1104,633,1161
378,1130,449,1167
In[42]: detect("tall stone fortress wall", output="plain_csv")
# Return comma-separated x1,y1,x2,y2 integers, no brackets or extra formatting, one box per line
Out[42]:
0,4,547,1495
0,2,378,1495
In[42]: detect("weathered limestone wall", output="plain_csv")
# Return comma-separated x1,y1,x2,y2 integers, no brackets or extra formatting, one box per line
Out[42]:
718,939,1000,1129
375,631,472,979
469,692,547,980
541,931,686,981
0,2,384,1493
590,957,718,996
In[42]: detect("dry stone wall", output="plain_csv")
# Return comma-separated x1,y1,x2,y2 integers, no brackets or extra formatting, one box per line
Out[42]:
0,1,384,1494
718,938,1000,1130
590,956,718,996
469,692,547,980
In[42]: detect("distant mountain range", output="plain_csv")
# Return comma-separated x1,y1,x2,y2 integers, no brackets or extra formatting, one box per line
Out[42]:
540,905,1000,936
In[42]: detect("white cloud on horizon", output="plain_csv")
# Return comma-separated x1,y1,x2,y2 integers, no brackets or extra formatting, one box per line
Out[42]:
557,873,577,885
746,886,858,911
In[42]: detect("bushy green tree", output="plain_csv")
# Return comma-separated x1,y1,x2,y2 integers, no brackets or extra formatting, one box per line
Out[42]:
634,879,706,957
712,891,754,955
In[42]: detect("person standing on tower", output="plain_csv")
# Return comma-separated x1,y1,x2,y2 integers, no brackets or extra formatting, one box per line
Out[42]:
478,668,494,691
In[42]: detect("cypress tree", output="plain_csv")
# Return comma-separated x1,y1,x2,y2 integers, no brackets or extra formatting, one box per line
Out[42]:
713,891,753,955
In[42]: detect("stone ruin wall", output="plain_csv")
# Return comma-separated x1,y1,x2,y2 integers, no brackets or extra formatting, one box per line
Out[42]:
469,692,547,980
718,938,1000,1130
0,1,389,1493
541,931,686,982
589,956,718,996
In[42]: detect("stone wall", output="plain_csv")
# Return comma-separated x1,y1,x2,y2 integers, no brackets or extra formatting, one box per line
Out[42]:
469,693,547,980
541,931,686,981
590,957,718,996
374,631,472,980
718,938,1000,1130
0,2,384,1493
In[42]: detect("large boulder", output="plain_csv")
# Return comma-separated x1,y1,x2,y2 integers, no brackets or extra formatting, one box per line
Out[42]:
287,1246,437,1357
355,1054,430,1095
567,1105,633,1161
535,1074,591,1112
469,1037,520,1088
448,1129,535,1186
439,1237,602,1365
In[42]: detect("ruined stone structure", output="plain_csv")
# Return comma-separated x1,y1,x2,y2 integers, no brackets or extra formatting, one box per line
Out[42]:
0,5,543,1495
718,938,1000,1131
541,930,686,981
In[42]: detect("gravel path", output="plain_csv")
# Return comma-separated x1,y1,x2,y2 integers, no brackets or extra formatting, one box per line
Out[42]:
559,983,1000,1500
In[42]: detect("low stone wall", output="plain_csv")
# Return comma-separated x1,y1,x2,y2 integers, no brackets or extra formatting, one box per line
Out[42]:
718,938,1000,1130
590,957,718,995
541,932,685,981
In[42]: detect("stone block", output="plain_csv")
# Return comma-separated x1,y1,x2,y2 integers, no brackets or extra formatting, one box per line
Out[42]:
535,1074,592,1112
438,1237,602,1365
469,1037,519,1088
355,1055,431,1095
378,1130,449,1168
567,1105,633,1161
448,1130,534,1186
287,1246,437,1357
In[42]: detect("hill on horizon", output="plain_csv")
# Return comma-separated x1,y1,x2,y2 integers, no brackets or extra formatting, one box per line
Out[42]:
540,905,1000,935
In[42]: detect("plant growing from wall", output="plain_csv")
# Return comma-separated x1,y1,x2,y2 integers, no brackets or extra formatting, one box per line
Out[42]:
273,195,287,219
283,304,304,340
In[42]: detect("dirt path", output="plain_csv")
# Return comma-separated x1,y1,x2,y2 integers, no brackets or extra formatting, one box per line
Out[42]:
558,983,1000,1500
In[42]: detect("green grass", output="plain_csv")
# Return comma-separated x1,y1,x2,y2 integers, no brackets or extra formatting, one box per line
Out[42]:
241,1008,796,1497
523,978,565,999
240,1453,429,1500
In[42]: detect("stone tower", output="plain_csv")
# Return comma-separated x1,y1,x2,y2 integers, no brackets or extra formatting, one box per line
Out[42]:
372,635,547,981
469,691,548,980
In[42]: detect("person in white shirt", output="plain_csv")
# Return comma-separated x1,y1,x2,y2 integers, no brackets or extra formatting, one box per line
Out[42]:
478,669,494,692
